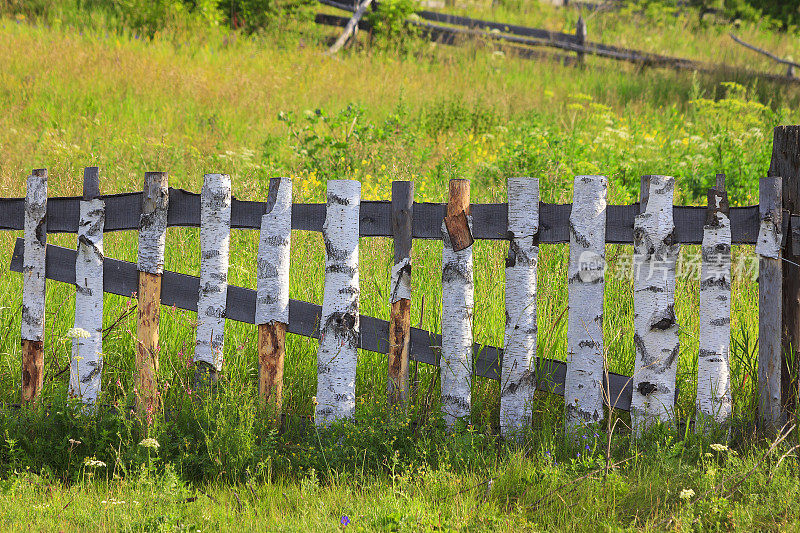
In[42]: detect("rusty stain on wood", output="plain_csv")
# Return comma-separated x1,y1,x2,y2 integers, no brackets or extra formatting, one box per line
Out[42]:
136,271,161,415
21,339,44,404
388,298,412,407
258,321,286,411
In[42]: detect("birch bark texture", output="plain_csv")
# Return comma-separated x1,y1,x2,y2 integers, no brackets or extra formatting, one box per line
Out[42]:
441,179,474,427
195,174,232,371
564,175,607,430
21,169,47,403
387,181,414,409
631,175,680,434
70,167,105,403
256,177,292,409
500,178,539,436
696,181,732,427
136,171,168,414
757,176,783,432
316,180,361,425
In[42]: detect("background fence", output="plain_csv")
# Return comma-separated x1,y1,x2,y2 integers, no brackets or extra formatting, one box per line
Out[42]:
4,126,800,436
316,0,800,85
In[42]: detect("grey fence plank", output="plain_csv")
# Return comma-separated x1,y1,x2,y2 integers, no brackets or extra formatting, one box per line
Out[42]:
9,237,641,412
0,192,765,244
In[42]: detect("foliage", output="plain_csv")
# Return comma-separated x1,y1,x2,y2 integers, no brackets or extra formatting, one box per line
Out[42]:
365,0,419,49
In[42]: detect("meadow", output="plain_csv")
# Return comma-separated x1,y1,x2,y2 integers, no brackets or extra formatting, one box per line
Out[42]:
1,2,800,530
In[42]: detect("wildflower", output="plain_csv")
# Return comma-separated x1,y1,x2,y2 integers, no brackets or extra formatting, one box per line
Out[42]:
679,488,695,500
710,443,729,453
84,457,106,468
66,327,91,339
585,445,590,451
312,396,319,407
139,438,160,450
68,438,82,447
704,452,713,458
340,515,350,527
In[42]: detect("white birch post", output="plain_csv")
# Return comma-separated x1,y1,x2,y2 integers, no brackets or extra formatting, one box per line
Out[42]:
256,177,292,410
441,179,473,427
69,167,105,404
631,175,680,435
21,169,47,404
500,178,539,436
696,178,732,429
564,175,607,431
194,174,232,381
757,176,783,432
316,180,361,425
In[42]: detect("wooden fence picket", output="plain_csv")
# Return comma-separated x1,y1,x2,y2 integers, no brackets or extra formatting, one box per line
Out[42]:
501,178,539,436
20,168,47,404
316,180,361,425
256,177,292,411
757,176,783,432
631,175,680,434
696,175,732,428
136,171,168,414
69,167,105,404
441,179,474,427
387,181,414,409
195,173,232,383
564,175,607,431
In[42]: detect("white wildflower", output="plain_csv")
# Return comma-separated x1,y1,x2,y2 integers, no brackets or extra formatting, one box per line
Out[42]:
710,443,729,453
679,488,695,500
139,438,160,450
66,327,91,339
84,457,106,468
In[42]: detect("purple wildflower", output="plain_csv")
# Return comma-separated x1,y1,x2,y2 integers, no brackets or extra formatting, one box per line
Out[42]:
340,515,350,527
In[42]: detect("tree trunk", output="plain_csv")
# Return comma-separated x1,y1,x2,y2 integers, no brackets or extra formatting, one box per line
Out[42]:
565,175,607,431
631,175,680,435
501,177,539,436
316,180,361,424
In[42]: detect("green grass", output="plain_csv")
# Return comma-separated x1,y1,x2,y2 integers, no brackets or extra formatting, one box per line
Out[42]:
0,4,799,530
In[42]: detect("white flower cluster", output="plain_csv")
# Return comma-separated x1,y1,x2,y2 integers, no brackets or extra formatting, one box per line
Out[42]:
139,438,160,450
66,327,91,339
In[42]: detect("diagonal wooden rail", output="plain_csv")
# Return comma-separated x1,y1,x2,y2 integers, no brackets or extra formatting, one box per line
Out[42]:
9,238,642,412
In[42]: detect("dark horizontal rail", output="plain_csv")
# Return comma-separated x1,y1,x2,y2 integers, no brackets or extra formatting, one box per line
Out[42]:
0,189,766,244
8,238,638,411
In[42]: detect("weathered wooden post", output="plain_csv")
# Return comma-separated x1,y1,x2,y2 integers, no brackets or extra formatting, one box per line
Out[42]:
630,175,681,435
441,179,474,427
575,16,587,66
69,167,105,404
564,175,607,432
256,177,292,412
316,180,361,425
137,171,168,415
696,174,732,429
21,168,47,404
757,176,783,432
194,174,232,387
501,178,539,436
769,125,800,421
387,181,414,410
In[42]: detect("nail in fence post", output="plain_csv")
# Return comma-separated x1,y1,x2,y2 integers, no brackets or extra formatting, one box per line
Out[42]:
194,174,232,389
388,181,414,411
136,171,168,415
256,178,292,413
441,179,473,427
696,174,732,430
21,168,47,404
630,175,681,436
769,125,800,420
564,175,607,433
70,167,105,404
501,178,539,437
316,180,361,425
757,176,783,433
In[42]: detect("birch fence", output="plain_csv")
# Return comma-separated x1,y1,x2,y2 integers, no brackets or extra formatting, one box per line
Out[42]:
4,126,800,435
